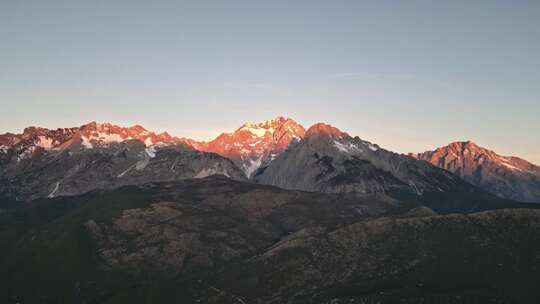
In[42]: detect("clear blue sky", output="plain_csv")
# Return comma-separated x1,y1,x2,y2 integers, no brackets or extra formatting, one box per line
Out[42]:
1,0,539,163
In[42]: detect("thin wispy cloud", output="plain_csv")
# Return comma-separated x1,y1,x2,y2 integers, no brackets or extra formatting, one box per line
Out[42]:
327,72,459,90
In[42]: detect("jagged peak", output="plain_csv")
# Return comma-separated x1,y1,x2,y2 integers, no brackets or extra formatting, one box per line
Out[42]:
80,121,114,132
432,141,497,157
80,121,98,129
80,122,147,135
305,123,348,139
21,126,79,138
239,116,297,129
262,116,294,125
129,124,148,132
447,140,479,149
22,126,46,134
233,116,305,138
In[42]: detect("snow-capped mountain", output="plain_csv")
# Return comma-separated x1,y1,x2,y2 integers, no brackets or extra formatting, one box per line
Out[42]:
197,116,305,178
74,122,191,148
412,141,540,202
0,126,79,153
0,122,193,162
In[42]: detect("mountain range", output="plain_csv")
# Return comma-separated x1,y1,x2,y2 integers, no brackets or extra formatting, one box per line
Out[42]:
1,116,538,203
2,117,540,303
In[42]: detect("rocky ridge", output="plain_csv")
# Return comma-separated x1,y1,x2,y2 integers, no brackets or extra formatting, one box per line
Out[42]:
0,141,245,201
1,177,538,303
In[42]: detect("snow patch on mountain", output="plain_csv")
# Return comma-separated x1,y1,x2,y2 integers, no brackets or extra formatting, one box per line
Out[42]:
48,182,60,198
240,124,271,137
501,162,523,172
117,165,135,178
81,136,94,148
36,136,54,149
145,146,156,158
17,147,36,162
368,144,378,151
96,132,124,143
195,164,231,178
334,140,362,154
244,157,263,178
493,155,537,174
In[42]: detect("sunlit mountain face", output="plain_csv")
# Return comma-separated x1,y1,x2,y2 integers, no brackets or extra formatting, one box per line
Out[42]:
195,116,306,177
0,121,192,158
412,141,540,202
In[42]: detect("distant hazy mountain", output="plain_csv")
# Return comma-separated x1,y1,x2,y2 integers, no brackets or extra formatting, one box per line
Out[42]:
412,141,540,202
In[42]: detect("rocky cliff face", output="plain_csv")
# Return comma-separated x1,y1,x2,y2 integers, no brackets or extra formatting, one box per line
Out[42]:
0,141,245,201
413,141,540,202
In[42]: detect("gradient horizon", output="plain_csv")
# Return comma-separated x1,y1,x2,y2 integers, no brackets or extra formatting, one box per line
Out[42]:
1,1,539,163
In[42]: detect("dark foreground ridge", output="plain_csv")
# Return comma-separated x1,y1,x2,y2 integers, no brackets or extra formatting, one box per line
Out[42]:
1,176,539,303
